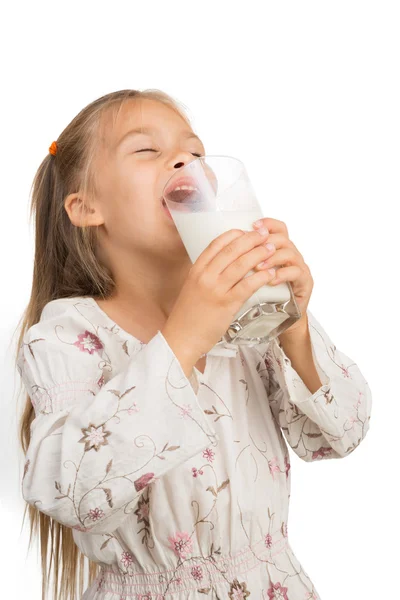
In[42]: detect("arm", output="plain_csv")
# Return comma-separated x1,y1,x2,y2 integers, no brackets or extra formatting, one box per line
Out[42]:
277,312,325,394
260,309,372,462
17,300,218,535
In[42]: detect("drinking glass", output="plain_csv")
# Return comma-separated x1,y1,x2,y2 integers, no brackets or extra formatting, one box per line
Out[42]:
162,155,301,346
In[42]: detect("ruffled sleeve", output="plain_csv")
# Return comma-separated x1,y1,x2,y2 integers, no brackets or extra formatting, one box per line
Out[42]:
260,309,372,462
16,300,218,534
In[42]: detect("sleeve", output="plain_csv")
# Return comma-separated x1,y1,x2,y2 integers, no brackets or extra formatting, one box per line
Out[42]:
261,309,372,462
16,301,218,535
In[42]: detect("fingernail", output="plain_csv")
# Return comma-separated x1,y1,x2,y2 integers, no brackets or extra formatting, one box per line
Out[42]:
257,260,268,268
253,220,263,228
257,227,269,236
268,268,276,276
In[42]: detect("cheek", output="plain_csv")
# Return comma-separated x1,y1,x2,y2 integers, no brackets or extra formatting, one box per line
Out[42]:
98,164,160,239
104,193,159,245
122,165,158,210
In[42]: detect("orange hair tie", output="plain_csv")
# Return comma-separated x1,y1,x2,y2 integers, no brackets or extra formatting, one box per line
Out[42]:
49,141,58,156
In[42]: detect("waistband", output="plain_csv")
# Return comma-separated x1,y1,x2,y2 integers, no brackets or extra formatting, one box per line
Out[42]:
95,530,289,598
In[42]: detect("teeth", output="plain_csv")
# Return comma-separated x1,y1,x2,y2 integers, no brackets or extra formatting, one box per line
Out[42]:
173,185,198,192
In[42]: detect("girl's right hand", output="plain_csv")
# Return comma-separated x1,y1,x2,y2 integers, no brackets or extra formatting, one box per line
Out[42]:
161,228,275,368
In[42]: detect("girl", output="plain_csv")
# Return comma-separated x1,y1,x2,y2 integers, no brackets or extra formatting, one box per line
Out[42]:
14,89,372,600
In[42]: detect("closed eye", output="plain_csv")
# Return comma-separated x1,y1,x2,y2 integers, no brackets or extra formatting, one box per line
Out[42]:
136,148,203,157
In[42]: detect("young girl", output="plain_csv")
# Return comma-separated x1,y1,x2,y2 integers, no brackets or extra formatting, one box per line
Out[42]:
15,89,372,600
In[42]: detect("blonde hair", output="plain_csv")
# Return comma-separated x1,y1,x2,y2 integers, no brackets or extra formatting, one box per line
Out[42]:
12,89,193,600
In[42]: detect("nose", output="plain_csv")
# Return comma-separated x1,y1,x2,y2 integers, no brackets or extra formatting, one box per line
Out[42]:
169,149,197,170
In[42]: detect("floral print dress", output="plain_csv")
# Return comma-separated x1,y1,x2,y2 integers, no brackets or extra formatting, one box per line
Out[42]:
16,296,372,599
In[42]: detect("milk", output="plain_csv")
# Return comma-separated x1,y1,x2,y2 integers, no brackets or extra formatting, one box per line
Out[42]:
171,208,291,335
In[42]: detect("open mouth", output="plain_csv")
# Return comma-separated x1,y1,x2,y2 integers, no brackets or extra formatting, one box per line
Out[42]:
162,176,201,205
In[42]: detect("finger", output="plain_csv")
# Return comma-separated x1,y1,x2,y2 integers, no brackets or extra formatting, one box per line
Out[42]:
257,232,295,251
268,265,304,285
256,247,303,271
253,217,288,237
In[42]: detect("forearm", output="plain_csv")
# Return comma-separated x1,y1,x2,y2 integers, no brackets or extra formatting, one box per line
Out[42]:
278,318,324,395
160,325,198,379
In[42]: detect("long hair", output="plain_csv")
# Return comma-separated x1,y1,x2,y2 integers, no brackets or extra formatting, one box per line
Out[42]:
12,89,193,600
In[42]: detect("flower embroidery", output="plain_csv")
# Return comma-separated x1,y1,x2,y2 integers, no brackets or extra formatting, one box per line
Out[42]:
192,467,204,477
74,330,104,354
191,565,203,581
134,495,150,525
87,507,105,521
267,581,289,599
228,578,250,599
120,550,134,568
78,423,111,452
179,404,193,418
167,531,193,559
17,301,370,600
134,473,155,492
202,447,215,462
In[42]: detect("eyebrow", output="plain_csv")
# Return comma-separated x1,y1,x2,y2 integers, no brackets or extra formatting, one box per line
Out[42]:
117,126,203,148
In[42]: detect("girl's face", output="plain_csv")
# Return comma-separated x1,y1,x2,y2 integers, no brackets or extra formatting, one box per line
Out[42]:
93,98,206,259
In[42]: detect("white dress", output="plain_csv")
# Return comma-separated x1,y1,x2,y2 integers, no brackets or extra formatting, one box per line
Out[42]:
16,296,372,599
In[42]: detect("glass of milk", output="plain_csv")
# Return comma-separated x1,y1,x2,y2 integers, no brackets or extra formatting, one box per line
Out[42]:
162,155,301,346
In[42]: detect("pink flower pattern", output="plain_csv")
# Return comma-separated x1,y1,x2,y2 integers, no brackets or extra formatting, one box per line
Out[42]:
134,496,150,524
265,532,273,548
190,565,203,581
78,423,111,452
202,447,215,462
17,298,371,599
87,507,105,521
192,466,204,477
167,531,193,559
267,581,289,599
73,330,104,354
228,578,251,599
134,472,155,492
120,550,134,568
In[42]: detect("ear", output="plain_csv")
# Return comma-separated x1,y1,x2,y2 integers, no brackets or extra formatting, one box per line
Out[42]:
64,192,105,228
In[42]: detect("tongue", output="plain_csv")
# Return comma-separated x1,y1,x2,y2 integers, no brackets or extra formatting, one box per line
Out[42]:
169,188,201,204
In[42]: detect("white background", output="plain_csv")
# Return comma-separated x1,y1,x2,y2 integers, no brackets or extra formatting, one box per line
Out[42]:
1,1,399,598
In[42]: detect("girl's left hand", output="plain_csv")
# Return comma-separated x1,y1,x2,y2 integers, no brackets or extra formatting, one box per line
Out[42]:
252,217,314,336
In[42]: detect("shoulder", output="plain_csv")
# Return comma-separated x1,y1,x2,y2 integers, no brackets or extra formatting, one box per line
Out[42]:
22,297,96,345
17,297,109,415
18,296,137,388
39,296,91,323
18,297,114,373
